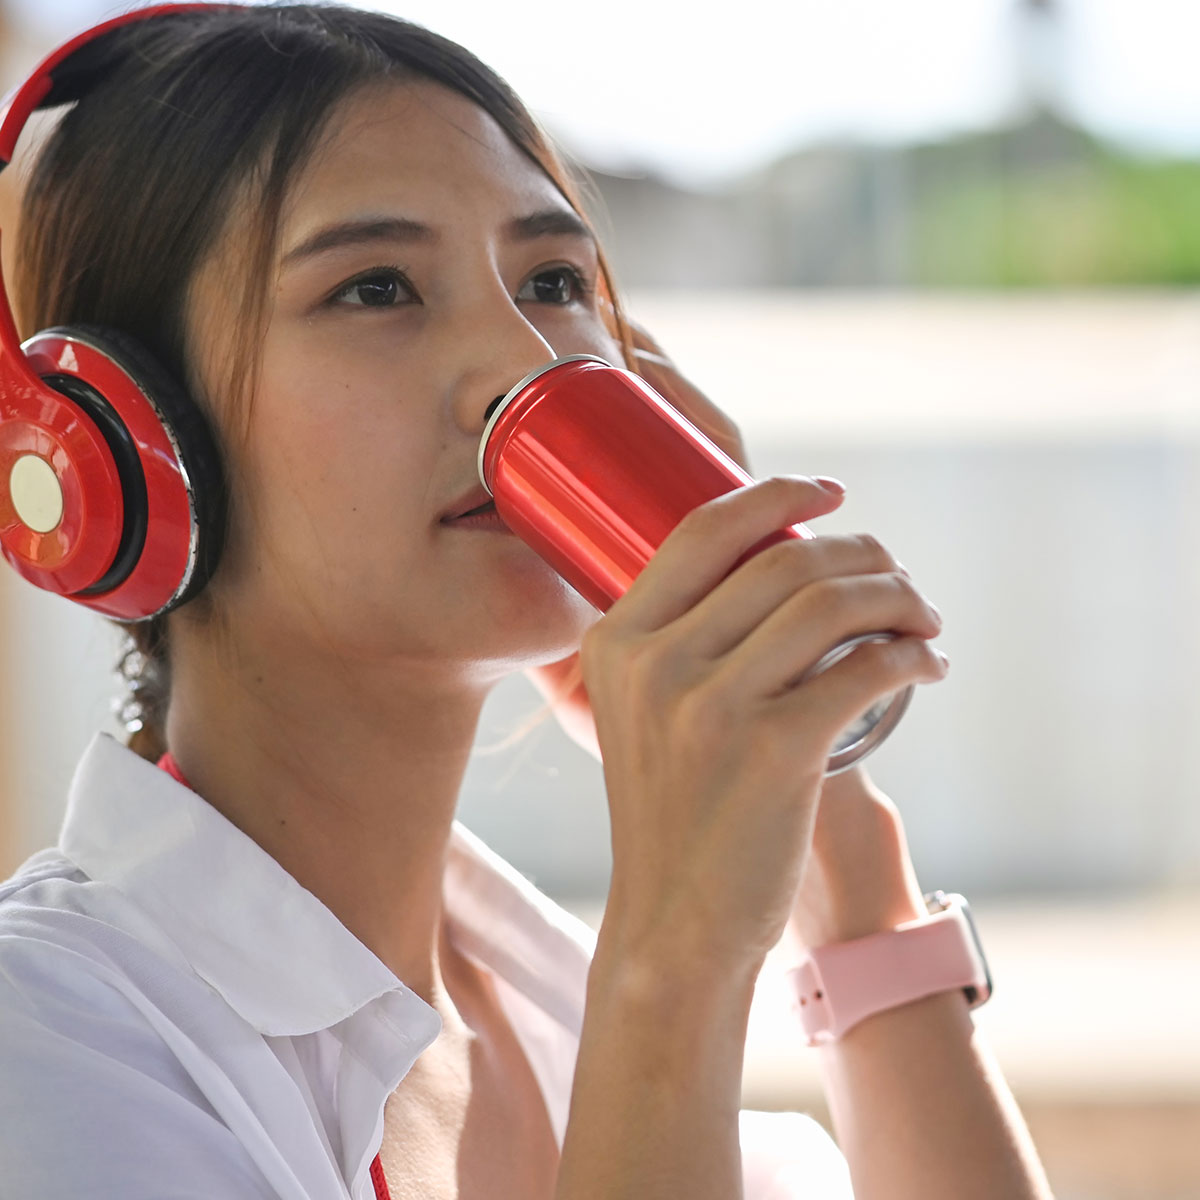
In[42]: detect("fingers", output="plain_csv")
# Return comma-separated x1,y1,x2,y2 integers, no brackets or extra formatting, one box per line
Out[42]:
615,476,847,632
636,349,727,430
625,318,669,360
771,634,948,753
603,472,944,760
634,348,746,447
669,531,907,661
715,571,941,699
626,332,752,469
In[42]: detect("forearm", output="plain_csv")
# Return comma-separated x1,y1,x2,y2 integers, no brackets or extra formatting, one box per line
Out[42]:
818,991,1054,1200
796,769,1054,1199
555,944,757,1200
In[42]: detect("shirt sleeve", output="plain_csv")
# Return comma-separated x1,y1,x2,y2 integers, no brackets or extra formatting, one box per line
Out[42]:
0,935,279,1198
739,1108,855,1199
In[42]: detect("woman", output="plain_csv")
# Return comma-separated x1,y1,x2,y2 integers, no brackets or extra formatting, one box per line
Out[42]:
0,4,1052,1198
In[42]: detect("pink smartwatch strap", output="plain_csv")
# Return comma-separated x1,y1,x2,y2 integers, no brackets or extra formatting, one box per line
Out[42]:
788,902,989,1046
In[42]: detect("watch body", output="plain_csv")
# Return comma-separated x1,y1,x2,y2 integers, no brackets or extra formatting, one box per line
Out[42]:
789,891,992,1046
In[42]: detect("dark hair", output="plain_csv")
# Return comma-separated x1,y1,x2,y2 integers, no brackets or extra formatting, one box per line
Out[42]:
16,3,626,760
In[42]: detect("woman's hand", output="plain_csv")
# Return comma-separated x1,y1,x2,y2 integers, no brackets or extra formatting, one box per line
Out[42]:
581,475,947,978
628,323,753,474
521,324,940,967
524,324,751,760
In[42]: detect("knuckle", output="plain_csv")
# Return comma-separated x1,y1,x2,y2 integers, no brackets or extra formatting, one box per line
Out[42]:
752,538,812,587
676,476,817,542
582,626,678,706
761,473,794,491
863,637,902,667
890,570,923,604
676,496,725,537
853,532,892,566
889,573,939,622
802,575,852,621
579,619,625,678
624,635,676,698
579,619,607,659
577,627,606,681
856,635,915,676
762,473,811,499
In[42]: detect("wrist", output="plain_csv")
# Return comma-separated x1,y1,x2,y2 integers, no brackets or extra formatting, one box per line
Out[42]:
592,899,764,1007
585,932,758,1081
791,891,993,1047
798,858,926,946
791,769,926,948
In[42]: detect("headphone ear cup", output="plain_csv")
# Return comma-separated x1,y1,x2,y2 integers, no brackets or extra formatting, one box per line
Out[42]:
21,325,226,619
67,324,227,601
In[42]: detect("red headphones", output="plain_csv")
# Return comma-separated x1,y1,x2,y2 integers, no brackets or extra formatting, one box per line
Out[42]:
0,4,227,621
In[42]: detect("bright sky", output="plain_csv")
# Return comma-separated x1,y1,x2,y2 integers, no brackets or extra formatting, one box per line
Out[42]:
13,0,1200,185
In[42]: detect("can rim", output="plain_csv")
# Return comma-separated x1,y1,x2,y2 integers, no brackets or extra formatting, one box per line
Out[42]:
826,683,914,774
477,353,612,494
807,632,916,774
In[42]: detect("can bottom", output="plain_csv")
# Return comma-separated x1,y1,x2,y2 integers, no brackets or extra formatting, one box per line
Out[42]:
799,632,915,775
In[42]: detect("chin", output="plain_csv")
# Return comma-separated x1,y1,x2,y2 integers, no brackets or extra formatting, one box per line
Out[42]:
480,570,598,661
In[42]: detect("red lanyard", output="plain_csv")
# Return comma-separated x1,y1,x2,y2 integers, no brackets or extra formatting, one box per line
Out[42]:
156,752,393,1200
369,1154,392,1200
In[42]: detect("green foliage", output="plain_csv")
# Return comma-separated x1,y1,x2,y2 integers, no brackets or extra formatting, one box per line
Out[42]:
907,120,1200,286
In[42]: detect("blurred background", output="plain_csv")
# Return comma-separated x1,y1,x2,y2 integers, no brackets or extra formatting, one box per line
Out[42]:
1,1,1198,1197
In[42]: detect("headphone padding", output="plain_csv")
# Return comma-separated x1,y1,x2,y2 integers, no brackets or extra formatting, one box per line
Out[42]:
44,323,227,611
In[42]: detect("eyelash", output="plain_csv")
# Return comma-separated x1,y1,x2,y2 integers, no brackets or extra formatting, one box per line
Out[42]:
326,265,416,308
324,263,594,309
518,264,593,305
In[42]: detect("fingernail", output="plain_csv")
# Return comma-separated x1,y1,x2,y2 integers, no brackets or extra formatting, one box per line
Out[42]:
814,475,845,495
935,648,950,670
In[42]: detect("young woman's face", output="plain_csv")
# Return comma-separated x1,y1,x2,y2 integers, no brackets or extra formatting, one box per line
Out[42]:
188,81,622,679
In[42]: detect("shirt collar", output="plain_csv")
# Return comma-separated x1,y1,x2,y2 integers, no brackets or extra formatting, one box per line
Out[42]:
444,822,594,1038
56,733,594,1044
58,733,431,1038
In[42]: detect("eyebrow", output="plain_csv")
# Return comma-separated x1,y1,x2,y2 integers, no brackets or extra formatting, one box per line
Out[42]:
281,207,594,266
282,217,433,265
505,209,593,243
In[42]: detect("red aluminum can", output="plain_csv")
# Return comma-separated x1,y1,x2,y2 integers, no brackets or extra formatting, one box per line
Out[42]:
478,354,911,773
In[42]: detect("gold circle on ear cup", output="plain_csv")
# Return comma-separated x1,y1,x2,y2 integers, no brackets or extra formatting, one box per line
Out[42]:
9,454,64,533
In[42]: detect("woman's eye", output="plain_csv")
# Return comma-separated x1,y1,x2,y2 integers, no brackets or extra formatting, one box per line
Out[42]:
516,266,586,305
330,268,415,308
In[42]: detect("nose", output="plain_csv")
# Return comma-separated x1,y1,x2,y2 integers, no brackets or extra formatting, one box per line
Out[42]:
450,299,555,436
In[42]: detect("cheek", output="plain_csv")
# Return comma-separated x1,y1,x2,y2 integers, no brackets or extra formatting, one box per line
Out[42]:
531,306,626,367
254,417,428,543
254,327,429,494
227,371,436,586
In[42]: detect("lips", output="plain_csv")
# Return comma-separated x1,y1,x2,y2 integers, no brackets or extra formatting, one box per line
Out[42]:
442,486,496,521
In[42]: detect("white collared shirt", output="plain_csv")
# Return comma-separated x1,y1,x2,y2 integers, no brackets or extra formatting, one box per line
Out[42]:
0,733,852,1198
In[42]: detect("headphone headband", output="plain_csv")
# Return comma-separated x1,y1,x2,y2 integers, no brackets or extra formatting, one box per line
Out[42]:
0,4,224,396
0,5,219,167
0,2,231,619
